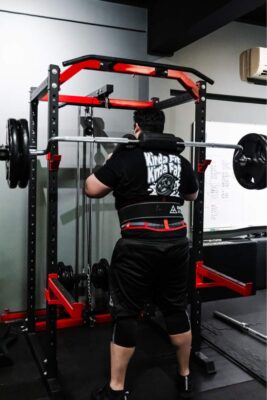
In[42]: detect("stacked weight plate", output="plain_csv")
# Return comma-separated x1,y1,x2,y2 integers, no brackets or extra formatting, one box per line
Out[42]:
6,119,30,188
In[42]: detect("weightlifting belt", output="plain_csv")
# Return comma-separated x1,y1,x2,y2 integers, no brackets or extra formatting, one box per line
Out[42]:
118,202,186,232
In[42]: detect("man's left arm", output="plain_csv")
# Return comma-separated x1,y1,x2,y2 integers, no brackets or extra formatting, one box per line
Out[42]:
85,152,122,198
85,174,112,198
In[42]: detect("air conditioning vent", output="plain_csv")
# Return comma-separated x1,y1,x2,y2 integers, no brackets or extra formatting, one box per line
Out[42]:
240,47,267,85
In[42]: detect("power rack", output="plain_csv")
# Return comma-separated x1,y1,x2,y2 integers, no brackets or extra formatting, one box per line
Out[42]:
23,55,254,398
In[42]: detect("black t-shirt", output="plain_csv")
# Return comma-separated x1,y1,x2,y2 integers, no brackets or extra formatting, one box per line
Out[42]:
94,147,198,211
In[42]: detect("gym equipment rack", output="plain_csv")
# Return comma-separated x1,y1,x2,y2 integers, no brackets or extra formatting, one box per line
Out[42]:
22,55,259,398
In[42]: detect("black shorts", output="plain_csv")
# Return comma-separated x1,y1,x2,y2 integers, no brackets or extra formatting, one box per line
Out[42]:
109,237,189,318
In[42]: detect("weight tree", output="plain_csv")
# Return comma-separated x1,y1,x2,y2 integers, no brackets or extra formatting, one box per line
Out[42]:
1,55,265,398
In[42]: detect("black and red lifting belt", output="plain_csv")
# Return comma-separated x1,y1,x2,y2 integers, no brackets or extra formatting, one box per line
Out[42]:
118,202,184,225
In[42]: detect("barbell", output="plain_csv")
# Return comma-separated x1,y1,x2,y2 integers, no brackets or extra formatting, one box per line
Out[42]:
0,119,266,190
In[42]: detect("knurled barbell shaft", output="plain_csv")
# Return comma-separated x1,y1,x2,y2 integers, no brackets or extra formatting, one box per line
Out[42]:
31,136,243,156
214,311,267,342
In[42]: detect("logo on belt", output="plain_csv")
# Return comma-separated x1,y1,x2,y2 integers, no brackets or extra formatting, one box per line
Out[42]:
169,205,181,214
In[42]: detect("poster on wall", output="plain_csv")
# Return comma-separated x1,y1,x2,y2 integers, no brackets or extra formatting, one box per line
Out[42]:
203,121,267,231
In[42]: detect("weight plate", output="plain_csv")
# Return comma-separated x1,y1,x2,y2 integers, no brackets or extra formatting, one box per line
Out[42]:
18,119,30,188
99,258,109,269
98,258,109,291
6,119,20,188
91,258,109,291
233,133,267,190
57,262,74,292
256,134,267,190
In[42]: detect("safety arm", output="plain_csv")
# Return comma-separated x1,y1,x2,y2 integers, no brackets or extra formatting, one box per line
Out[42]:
85,174,112,198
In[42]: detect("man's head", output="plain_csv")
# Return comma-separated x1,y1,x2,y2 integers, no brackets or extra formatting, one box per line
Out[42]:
133,109,165,137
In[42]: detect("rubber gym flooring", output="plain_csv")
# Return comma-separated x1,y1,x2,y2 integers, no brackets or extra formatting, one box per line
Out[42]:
0,289,266,400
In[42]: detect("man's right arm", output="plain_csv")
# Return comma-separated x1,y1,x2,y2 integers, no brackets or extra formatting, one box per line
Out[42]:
179,157,199,202
183,190,199,201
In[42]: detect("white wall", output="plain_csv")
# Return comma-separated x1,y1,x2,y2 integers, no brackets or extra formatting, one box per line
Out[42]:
149,22,267,226
0,0,146,30
0,0,147,311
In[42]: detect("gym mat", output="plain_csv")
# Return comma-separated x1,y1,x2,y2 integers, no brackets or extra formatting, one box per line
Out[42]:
1,290,265,400
202,289,266,320
0,320,263,400
195,379,265,400
55,320,255,400
202,310,266,384
0,326,48,400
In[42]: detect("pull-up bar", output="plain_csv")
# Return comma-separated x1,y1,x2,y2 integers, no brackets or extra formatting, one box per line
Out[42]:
31,54,214,105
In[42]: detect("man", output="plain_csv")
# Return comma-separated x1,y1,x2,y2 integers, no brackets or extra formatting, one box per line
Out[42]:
85,109,199,400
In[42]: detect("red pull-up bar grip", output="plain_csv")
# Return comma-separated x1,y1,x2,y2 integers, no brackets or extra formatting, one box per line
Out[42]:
41,94,155,110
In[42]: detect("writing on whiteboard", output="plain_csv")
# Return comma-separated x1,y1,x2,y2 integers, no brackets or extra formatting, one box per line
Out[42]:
203,121,267,231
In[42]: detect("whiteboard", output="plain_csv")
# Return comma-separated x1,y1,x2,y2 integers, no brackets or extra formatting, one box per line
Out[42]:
203,121,267,231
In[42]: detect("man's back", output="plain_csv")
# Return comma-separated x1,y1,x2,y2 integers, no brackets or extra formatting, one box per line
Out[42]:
94,144,198,211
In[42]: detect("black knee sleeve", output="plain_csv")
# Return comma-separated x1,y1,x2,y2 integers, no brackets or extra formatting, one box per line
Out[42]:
163,311,191,335
111,317,138,348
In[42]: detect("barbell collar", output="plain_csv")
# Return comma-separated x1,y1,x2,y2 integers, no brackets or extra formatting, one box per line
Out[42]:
0,146,9,160
30,136,243,156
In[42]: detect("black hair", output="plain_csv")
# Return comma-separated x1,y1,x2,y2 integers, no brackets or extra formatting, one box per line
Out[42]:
133,109,165,133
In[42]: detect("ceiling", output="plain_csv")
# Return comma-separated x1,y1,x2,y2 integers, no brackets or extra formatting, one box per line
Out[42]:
102,0,266,55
